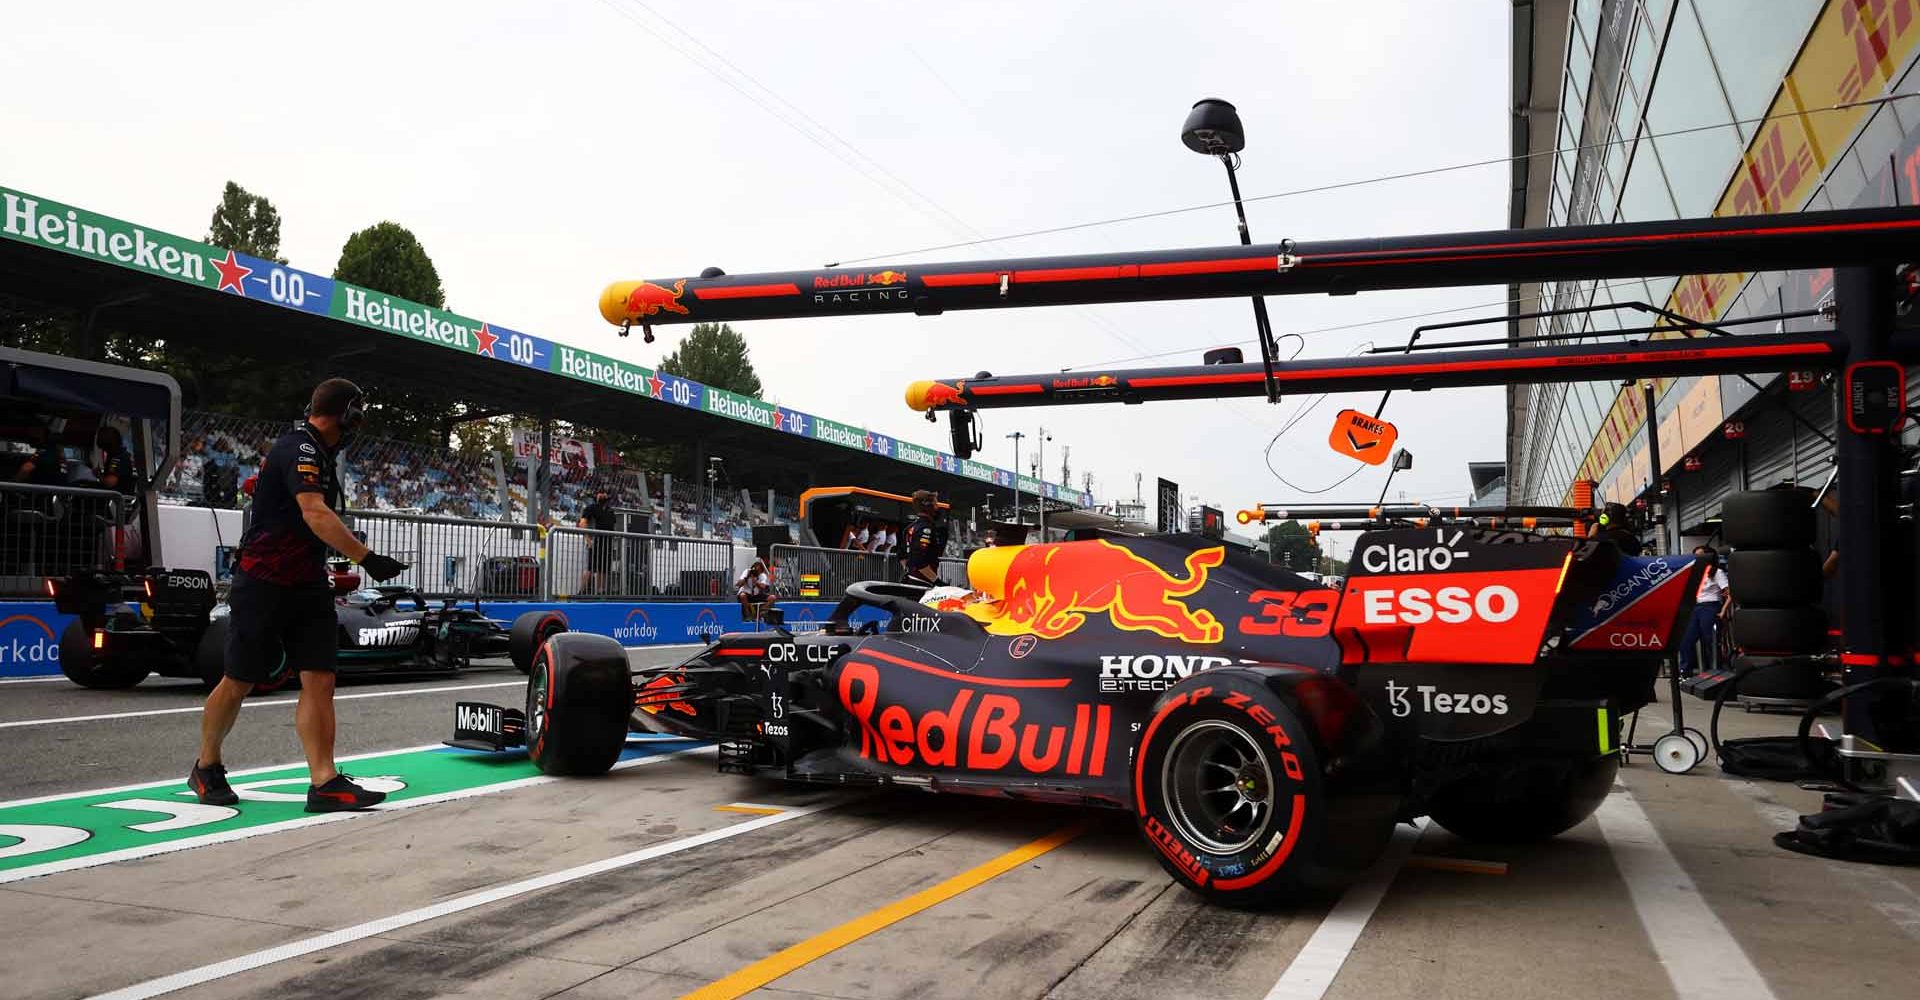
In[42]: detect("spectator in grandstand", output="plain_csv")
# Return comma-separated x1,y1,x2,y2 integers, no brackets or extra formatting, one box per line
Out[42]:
901,491,949,585
96,426,136,495
1677,544,1732,679
876,522,897,557
737,556,773,621
578,487,618,595
190,378,407,814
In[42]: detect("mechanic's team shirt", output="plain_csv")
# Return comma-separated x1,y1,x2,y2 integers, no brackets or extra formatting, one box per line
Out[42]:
581,501,618,532
1696,566,1730,604
100,446,136,495
235,423,341,586
902,516,948,572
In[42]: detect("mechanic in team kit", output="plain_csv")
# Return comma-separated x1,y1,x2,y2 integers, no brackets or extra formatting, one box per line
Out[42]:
578,487,618,595
900,490,949,584
95,425,136,494
189,378,409,813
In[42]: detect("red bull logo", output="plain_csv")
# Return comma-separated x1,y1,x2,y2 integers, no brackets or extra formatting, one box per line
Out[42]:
869,270,908,286
625,279,690,318
813,270,910,290
635,673,697,717
974,541,1225,643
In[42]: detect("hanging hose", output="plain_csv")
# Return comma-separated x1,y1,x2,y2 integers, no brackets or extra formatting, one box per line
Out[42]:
1795,676,1920,792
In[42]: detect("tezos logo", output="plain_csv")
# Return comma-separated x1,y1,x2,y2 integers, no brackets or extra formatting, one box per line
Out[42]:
1098,653,1231,692
760,722,791,738
1384,679,1509,718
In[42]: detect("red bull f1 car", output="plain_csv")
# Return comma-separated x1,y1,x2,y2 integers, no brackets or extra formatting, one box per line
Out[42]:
48,565,567,690
449,525,1701,906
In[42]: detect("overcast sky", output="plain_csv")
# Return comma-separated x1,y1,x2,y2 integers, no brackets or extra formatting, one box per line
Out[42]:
3,1,1513,544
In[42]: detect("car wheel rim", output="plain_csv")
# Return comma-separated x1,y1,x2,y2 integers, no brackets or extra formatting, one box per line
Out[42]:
1161,719,1274,856
528,661,549,747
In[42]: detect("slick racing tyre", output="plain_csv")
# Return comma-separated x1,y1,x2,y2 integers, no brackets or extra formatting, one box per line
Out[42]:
1726,549,1821,607
1721,490,1815,549
1732,605,1828,655
1134,670,1393,907
509,610,569,675
1426,753,1619,842
526,633,631,776
60,620,148,689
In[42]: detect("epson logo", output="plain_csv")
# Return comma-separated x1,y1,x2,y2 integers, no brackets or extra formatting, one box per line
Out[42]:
1099,654,1232,692
456,704,501,732
165,574,209,590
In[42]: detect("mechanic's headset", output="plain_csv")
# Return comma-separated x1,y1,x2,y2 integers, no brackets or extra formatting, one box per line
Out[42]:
305,382,367,435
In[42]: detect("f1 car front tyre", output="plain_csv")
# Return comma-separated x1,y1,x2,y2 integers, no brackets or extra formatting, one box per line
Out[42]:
60,620,148,689
509,610,569,675
526,633,631,776
1134,669,1395,907
1425,753,1619,843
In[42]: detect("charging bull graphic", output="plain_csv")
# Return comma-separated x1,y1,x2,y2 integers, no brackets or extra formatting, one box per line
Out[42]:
635,673,698,717
608,279,690,321
966,540,1226,643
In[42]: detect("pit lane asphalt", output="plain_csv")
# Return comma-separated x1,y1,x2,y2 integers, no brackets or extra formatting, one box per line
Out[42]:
4,673,1919,1000
0,647,705,802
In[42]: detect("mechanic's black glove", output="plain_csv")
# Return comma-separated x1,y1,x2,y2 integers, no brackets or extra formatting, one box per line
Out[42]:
359,551,408,582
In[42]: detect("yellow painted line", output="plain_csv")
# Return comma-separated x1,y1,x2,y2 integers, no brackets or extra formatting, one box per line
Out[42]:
714,804,786,816
682,821,1089,1000
1405,855,1508,876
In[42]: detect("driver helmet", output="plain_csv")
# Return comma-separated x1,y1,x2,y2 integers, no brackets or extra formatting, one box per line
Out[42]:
919,585,984,613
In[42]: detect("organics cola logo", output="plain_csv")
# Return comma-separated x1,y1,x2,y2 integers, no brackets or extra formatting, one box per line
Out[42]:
1590,558,1673,615
613,608,659,641
686,607,725,639
0,614,58,672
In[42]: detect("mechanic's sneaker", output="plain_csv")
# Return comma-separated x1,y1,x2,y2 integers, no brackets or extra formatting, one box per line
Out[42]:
305,773,387,813
188,760,239,806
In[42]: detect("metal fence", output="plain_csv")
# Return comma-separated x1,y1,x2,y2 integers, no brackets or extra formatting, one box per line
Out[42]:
546,526,735,600
769,543,897,600
0,482,136,596
938,556,971,586
346,508,547,600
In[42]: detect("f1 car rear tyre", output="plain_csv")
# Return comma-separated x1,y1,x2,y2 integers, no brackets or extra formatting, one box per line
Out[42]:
1721,490,1815,549
526,633,631,776
196,617,228,691
509,610,569,675
1731,605,1828,655
1726,549,1821,607
59,620,147,689
1426,753,1619,843
1134,670,1393,907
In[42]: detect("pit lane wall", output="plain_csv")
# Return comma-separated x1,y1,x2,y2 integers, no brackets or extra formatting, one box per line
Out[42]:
0,599,880,677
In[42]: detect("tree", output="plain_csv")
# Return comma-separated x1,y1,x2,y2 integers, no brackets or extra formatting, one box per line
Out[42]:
1265,520,1321,571
657,323,763,398
206,181,285,263
333,221,445,308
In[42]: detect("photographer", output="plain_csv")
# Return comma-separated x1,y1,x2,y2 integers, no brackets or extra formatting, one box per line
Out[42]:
188,379,408,813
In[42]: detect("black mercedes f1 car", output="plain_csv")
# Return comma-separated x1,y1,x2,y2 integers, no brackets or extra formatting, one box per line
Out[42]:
48,565,569,690
449,527,1700,905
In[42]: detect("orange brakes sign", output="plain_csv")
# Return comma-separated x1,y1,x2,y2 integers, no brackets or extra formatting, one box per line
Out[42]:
1328,409,1398,465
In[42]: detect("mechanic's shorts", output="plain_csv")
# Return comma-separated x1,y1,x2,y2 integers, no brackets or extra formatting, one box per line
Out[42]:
586,541,614,574
225,569,337,683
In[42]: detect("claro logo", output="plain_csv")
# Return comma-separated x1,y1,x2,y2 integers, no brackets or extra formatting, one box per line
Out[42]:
0,614,59,670
1360,585,1519,625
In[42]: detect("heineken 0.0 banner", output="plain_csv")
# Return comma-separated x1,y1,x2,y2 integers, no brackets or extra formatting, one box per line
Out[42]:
0,185,1090,507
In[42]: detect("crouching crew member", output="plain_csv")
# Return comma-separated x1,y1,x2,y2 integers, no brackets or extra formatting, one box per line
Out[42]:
189,378,408,812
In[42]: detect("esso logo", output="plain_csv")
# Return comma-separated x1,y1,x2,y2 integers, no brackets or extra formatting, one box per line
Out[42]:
1361,585,1520,625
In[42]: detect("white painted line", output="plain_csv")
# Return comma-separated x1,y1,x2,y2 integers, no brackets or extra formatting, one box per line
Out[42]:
87,791,840,1000
0,675,68,685
1594,787,1776,1000
1263,818,1428,1000
0,742,444,810
0,744,714,885
0,680,526,730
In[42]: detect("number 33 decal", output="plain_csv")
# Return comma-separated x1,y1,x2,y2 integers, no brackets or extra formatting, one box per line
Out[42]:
1238,589,1337,637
